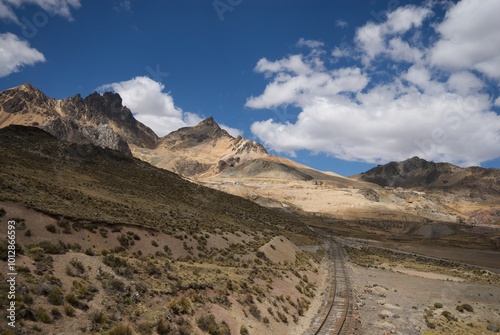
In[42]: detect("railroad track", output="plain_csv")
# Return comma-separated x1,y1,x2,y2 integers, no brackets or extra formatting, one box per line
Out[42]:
303,239,353,335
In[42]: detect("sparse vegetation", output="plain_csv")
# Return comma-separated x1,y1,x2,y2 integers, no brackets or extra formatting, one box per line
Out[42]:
46,223,57,233
108,323,134,335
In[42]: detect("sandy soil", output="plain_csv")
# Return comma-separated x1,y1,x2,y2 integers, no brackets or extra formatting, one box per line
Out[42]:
349,264,500,335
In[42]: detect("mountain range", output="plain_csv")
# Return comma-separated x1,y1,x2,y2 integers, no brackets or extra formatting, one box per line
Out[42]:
1,83,499,225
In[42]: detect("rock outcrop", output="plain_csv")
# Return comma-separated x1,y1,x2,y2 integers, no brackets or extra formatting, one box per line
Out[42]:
0,83,158,156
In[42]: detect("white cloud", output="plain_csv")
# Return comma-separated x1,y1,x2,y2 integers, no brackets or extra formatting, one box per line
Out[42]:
246,54,368,110
429,0,500,80
220,124,243,138
355,5,431,63
385,5,432,34
495,97,500,107
1,0,81,23
296,38,324,49
335,19,348,29
0,1,18,23
0,32,45,77
98,76,243,137
247,1,500,167
98,76,190,136
447,71,484,96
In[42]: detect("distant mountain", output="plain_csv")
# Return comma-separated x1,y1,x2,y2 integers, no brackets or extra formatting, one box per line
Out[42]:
134,115,351,183
356,157,500,224
4,84,493,223
0,83,158,156
358,156,499,194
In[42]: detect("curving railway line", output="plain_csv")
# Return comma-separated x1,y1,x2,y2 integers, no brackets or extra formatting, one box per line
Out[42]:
303,239,354,335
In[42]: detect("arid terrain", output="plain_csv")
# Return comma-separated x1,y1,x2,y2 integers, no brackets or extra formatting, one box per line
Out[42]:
0,85,499,335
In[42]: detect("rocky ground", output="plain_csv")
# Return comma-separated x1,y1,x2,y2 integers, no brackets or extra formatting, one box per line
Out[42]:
349,264,500,335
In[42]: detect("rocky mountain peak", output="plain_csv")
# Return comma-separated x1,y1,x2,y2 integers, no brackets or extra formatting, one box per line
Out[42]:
161,117,231,149
0,84,159,153
0,82,52,115
196,116,220,129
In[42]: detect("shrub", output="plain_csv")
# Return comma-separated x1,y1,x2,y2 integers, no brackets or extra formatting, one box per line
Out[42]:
197,314,217,333
108,323,134,335
35,307,52,323
90,310,107,324
462,303,474,312
156,319,171,335
51,307,62,320
117,234,130,248
249,304,261,320
240,325,250,335
441,310,457,322
457,303,474,312
108,278,126,292
277,311,288,323
85,248,95,256
64,304,75,317
169,296,193,315
197,314,230,335
24,229,32,237
434,302,443,308
70,258,85,274
65,292,78,306
38,240,67,254
46,224,57,233
47,286,64,305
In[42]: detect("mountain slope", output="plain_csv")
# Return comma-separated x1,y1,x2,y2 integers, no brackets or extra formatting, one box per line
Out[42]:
133,116,274,178
0,125,325,335
0,124,311,235
0,83,158,155
356,157,500,224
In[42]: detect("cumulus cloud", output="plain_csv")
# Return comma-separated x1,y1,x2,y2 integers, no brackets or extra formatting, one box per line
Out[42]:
429,0,500,80
0,0,81,23
98,76,242,137
355,5,431,64
0,32,45,77
247,2,500,167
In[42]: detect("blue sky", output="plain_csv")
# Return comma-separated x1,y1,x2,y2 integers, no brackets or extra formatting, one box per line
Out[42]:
1,0,500,175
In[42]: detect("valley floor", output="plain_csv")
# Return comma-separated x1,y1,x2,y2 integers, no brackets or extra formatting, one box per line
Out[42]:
349,263,500,335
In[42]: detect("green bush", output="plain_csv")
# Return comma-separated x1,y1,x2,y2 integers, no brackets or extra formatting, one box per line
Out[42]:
65,292,78,306
434,302,443,308
47,286,64,306
38,240,67,254
36,307,52,323
64,304,75,317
